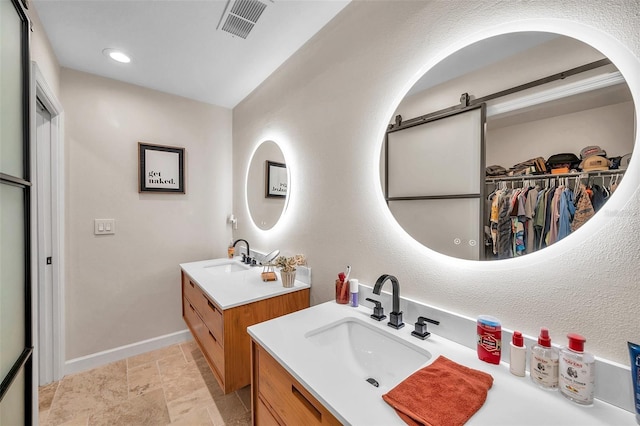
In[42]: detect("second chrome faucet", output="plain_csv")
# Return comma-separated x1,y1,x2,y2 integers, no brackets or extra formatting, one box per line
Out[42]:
372,274,404,329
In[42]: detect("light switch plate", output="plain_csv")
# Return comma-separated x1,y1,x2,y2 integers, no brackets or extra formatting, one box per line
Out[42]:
94,219,115,235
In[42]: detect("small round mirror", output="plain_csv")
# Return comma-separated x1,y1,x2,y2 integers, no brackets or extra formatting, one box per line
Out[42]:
247,140,288,230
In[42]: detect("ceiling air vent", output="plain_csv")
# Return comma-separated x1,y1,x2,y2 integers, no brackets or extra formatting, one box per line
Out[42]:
218,0,268,39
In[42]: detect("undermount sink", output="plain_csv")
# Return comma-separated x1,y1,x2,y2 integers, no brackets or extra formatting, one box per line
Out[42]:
305,317,430,390
203,260,250,275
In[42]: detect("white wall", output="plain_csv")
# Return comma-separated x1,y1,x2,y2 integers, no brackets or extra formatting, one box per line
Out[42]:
61,69,232,359
26,5,60,97
232,0,640,364
487,101,635,167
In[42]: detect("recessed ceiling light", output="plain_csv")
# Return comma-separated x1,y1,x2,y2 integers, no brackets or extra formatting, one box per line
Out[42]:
102,48,131,64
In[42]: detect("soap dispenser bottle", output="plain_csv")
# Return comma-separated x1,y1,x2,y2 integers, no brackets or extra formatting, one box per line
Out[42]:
559,333,595,405
530,327,559,390
227,240,235,258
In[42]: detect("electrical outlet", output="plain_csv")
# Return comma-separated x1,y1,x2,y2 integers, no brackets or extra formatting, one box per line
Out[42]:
94,219,115,235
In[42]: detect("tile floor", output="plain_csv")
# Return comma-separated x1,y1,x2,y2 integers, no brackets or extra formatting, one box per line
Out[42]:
38,341,252,426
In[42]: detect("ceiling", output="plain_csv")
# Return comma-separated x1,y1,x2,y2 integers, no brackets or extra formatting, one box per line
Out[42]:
402,31,632,126
33,0,351,109
406,32,560,97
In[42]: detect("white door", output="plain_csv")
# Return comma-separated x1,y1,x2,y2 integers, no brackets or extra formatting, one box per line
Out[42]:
35,99,55,385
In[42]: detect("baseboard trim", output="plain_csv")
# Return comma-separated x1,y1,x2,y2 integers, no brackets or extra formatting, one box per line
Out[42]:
64,329,192,376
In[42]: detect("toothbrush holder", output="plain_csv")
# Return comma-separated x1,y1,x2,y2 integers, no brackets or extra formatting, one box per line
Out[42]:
335,279,349,304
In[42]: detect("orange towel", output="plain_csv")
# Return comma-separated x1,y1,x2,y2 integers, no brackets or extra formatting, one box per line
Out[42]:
382,355,494,426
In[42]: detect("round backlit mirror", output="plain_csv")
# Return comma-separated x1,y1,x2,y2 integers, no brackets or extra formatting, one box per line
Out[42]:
247,140,288,230
381,32,635,260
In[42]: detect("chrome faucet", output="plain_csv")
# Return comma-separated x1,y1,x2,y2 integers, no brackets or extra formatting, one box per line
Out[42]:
373,274,404,329
233,239,251,264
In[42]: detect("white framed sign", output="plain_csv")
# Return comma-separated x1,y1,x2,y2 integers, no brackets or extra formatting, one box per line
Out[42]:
265,160,287,198
138,142,185,193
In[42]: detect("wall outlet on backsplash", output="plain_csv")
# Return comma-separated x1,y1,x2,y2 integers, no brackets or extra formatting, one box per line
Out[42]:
296,265,312,286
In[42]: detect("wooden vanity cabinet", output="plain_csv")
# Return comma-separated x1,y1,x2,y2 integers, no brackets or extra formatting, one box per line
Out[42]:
251,341,341,426
181,271,310,394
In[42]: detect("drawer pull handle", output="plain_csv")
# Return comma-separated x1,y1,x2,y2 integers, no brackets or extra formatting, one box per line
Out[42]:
189,303,195,312
207,299,217,312
208,330,217,342
189,281,195,288
292,385,321,421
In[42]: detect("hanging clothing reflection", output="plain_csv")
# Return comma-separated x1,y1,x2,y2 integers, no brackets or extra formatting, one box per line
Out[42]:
485,171,623,260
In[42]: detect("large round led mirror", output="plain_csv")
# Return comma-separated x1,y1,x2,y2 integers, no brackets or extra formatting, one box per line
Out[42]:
381,32,635,261
247,140,288,230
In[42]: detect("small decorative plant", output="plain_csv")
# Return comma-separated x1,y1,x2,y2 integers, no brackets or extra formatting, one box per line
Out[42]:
274,254,306,273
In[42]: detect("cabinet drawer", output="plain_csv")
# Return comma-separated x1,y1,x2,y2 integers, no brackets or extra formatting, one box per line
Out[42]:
183,297,206,343
183,296,225,377
200,294,224,344
255,395,281,426
197,316,225,376
182,273,202,308
257,347,339,426
182,273,224,344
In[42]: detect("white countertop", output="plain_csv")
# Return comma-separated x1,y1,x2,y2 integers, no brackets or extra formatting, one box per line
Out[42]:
247,301,636,425
180,257,310,310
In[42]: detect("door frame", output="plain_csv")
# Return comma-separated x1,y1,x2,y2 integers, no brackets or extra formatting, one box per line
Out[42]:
30,62,65,386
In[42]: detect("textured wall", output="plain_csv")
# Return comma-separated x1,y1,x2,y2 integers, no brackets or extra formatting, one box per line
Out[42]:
233,0,640,364
62,69,232,359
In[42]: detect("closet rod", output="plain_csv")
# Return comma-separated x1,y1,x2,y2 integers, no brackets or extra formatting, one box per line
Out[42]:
485,169,625,183
387,193,481,201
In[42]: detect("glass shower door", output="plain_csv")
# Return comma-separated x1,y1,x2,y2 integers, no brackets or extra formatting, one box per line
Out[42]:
0,0,33,423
